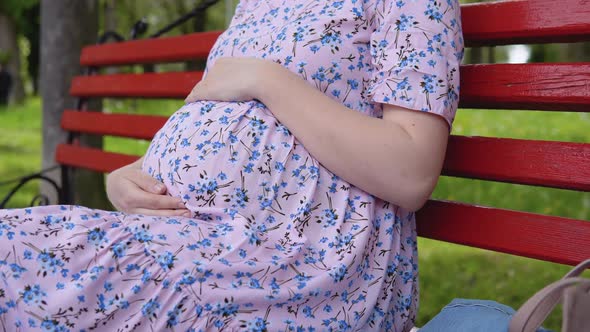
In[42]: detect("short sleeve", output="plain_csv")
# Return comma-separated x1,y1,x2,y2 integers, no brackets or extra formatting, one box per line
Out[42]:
366,0,464,129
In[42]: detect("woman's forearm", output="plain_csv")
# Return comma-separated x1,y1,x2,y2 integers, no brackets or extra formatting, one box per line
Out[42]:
255,65,442,211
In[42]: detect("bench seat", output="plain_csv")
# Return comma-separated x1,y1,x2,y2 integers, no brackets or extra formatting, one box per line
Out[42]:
57,0,590,266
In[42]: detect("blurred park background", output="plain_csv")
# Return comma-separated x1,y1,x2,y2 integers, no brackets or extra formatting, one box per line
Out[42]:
0,0,589,330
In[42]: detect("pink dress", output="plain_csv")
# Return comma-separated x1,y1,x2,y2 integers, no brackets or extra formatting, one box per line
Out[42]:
0,1,463,331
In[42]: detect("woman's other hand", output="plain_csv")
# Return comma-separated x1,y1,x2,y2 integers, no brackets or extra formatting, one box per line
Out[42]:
184,57,281,103
106,157,190,217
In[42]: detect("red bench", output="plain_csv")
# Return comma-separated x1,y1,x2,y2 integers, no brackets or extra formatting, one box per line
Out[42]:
57,0,590,267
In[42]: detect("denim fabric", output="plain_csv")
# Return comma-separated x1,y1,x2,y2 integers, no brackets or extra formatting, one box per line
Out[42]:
419,299,554,332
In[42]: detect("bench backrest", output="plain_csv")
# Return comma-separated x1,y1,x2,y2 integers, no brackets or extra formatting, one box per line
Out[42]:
57,0,590,266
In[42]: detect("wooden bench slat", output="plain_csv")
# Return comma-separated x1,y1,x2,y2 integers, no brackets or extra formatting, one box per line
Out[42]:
54,0,590,271
56,145,590,266
70,64,590,112
463,0,590,46
460,63,590,112
56,144,139,173
60,109,590,191
416,200,590,266
56,144,590,266
61,110,168,140
443,136,590,191
70,71,202,98
80,31,223,66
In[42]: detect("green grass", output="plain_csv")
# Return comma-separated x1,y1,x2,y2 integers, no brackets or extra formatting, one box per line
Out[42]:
417,239,590,329
1,97,589,330
435,109,590,220
0,98,43,208
420,109,590,329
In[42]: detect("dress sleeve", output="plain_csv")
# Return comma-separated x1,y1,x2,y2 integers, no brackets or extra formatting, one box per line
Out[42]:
366,0,464,129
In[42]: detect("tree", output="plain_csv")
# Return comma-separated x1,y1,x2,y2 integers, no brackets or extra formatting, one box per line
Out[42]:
40,0,108,208
0,0,35,103
22,3,41,94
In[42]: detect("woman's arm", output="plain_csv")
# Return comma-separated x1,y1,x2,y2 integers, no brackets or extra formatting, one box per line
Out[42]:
106,156,190,216
186,58,449,211
256,63,449,211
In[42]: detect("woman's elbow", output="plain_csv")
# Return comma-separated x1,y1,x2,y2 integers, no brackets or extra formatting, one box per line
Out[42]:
393,174,439,212
397,196,428,213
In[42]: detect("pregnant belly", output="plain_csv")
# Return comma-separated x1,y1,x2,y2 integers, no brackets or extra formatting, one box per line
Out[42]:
142,100,317,218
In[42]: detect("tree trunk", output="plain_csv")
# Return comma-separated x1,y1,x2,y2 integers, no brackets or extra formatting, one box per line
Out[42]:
24,4,41,95
103,0,119,75
41,0,109,208
104,0,117,32
0,13,25,103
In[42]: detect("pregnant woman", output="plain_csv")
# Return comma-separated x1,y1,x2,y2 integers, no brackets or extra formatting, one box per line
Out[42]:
0,0,463,331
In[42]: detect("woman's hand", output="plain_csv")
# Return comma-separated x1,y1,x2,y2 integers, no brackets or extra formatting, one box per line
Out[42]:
184,57,281,103
106,158,190,217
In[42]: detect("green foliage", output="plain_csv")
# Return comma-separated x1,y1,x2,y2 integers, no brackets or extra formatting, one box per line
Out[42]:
98,0,231,40
0,0,39,30
0,0,37,16
0,49,11,65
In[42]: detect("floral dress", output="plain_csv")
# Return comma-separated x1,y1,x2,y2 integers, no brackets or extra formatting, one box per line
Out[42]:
0,0,463,331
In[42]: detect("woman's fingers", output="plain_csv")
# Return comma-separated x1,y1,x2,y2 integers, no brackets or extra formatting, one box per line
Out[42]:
120,168,187,210
130,168,168,194
132,189,186,210
106,164,188,215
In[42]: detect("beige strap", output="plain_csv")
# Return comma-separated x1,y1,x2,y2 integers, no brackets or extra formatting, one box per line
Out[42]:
564,258,590,278
509,277,590,332
509,259,590,332
562,282,590,331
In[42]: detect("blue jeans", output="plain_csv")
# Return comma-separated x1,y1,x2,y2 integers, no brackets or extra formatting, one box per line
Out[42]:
419,299,554,332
